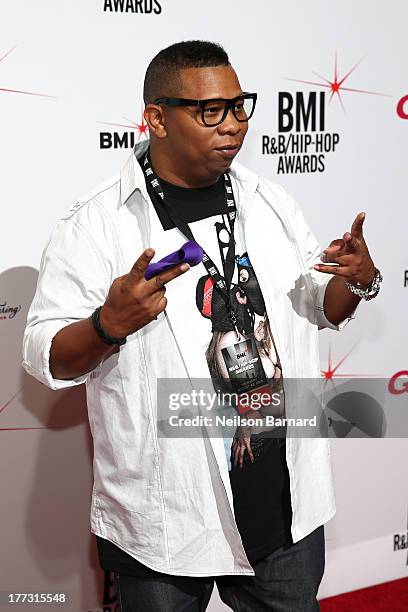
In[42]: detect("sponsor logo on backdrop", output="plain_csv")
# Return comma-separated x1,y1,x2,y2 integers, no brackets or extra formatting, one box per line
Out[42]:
0,301,21,320
321,345,387,438
393,507,408,565
103,0,162,13
397,95,408,119
262,54,389,175
0,46,55,98
84,571,118,612
98,109,149,149
388,371,408,395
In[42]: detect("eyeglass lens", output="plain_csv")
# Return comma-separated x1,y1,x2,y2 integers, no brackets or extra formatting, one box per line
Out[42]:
202,97,255,126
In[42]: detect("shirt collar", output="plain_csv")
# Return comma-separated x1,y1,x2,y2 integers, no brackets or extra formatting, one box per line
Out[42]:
119,138,259,207
119,139,150,207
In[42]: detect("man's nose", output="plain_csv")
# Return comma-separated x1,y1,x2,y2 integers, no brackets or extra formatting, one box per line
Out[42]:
217,108,242,135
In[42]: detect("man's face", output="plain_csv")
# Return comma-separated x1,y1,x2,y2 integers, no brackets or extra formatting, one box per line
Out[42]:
155,65,249,182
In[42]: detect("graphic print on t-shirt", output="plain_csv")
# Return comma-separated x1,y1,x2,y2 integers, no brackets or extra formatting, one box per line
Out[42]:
138,156,286,460
194,211,285,441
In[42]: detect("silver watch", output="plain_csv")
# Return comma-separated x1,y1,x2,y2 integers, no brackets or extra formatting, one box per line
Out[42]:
345,267,383,301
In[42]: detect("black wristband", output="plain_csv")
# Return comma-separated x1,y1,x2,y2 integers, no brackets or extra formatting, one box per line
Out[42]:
91,306,127,346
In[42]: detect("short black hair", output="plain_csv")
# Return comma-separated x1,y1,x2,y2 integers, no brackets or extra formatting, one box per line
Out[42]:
143,40,230,105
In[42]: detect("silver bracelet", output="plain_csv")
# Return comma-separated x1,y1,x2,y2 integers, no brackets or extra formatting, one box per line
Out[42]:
344,268,383,301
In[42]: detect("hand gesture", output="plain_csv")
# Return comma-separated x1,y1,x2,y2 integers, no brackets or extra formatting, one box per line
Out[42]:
314,212,376,287
100,248,190,338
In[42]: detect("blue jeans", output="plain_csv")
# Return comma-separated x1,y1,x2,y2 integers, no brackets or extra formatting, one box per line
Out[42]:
114,524,325,611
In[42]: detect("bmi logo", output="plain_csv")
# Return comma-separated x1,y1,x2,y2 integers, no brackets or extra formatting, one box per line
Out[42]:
262,54,389,174
98,109,148,149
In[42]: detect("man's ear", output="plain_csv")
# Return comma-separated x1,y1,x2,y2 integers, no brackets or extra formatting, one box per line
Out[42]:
144,104,167,139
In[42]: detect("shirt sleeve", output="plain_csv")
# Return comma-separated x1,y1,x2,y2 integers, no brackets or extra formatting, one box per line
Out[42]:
287,191,359,331
22,215,110,390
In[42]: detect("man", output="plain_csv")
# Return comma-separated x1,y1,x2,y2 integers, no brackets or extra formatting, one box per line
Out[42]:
23,41,382,611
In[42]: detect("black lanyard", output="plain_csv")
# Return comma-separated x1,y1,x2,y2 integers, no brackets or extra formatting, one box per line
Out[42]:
142,151,240,336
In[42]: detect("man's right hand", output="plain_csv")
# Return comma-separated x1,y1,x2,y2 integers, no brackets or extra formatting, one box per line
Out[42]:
100,248,190,340
49,247,190,380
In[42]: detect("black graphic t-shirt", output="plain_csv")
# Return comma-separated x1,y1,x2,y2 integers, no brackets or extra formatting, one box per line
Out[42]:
96,162,293,576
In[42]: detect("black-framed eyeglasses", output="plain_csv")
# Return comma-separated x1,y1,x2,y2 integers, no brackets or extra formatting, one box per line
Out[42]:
153,92,258,127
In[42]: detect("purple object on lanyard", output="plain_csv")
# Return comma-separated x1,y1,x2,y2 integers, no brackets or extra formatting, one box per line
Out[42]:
144,240,204,280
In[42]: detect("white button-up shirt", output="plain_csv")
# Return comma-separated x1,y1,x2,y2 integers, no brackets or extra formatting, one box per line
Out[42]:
22,140,356,576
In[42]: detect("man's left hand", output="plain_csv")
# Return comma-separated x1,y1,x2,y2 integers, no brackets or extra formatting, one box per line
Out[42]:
313,212,376,288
